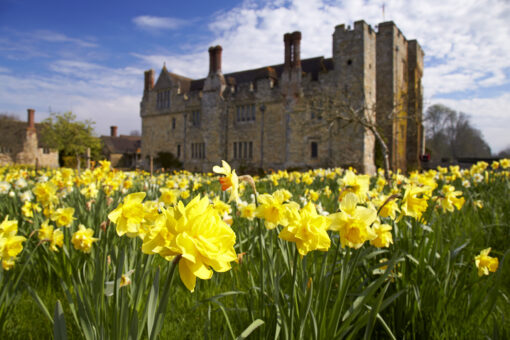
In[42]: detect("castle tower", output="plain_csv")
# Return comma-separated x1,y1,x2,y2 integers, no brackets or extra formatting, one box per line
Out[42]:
332,20,377,174
376,21,410,171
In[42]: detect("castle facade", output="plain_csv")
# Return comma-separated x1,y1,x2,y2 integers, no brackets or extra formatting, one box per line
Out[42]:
140,20,424,173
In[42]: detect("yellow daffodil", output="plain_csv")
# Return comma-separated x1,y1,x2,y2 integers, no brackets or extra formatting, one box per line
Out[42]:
71,224,98,253
338,170,370,203
400,185,429,221
21,201,41,219
33,182,58,207
38,220,64,251
256,192,299,230
108,192,147,237
500,158,509,169
159,188,180,206
329,193,377,249
141,196,237,292
475,248,499,276
0,216,26,270
439,185,465,212
375,194,400,220
238,202,256,220
279,202,331,256
370,222,393,248
51,207,75,228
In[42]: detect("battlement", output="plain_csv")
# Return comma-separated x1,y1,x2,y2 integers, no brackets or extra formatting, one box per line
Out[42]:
376,21,407,42
334,20,375,37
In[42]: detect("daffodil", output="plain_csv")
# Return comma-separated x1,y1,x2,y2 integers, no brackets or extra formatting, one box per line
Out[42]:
51,207,75,228
279,202,331,256
439,185,465,212
338,170,370,202
33,181,58,207
238,201,256,220
159,188,180,206
71,224,98,253
370,222,393,248
500,158,509,169
400,185,429,221
21,201,41,219
141,196,237,292
213,160,239,203
475,248,499,276
108,192,147,237
375,194,400,220
0,216,26,270
38,220,64,251
256,192,299,230
329,193,377,249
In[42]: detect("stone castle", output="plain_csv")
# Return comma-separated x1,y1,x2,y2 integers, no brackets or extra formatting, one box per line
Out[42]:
140,20,424,173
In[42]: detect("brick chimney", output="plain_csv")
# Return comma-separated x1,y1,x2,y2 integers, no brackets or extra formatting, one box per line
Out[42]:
110,126,118,137
283,32,302,70
284,33,292,71
291,31,301,69
208,45,223,75
27,109,35,129
144,69,154,91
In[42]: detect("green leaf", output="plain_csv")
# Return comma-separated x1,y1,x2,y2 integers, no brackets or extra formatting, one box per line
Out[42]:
27,285,53,324
53,300,68,340
236,319,265,340
147,268,160,340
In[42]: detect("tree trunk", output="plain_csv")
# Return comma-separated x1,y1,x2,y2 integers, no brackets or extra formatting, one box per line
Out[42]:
150,155,153,177
370,127,391,181
86,148,91,169
76,153,81,175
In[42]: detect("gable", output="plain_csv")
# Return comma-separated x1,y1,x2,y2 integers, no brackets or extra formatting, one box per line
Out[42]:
154,68,173,90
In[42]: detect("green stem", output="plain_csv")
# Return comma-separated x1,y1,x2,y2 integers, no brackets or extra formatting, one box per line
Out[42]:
319,237,341,334
257,217,265,326
289,247,299,340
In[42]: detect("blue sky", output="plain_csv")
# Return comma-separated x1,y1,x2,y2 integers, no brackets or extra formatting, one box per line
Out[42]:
1,0,509,153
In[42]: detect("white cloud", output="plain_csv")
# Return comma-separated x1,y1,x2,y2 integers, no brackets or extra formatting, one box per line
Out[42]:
0,62,142,137
133,15,188,30
33,30,98,48
0,28,97,60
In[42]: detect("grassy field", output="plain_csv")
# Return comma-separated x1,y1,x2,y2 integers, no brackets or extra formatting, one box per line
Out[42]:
0,161,509,339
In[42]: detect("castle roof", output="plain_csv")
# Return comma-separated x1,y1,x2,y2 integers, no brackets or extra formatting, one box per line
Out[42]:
159,56,334,93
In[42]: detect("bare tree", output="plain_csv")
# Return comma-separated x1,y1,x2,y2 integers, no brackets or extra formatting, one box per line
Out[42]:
306,83,412,180
424,104,491,162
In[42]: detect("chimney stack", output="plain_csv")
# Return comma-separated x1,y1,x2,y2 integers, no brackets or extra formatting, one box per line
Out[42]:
291,31,301,68
284,33,292,70
110,126,118,137
27,109,35,129
283,32,302,70
144,69,154,91
208,45,223,75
